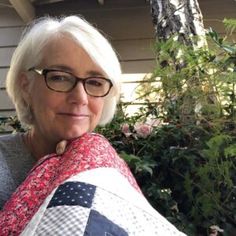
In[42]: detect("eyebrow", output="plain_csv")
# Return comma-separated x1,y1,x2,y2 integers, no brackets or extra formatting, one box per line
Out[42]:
47,64,105,77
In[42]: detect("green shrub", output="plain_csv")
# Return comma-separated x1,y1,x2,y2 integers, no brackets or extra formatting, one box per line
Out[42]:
97,25,236,235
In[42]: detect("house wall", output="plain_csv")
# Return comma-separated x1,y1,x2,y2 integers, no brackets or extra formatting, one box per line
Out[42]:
35,0,156,74
0,7,24,119
0,0,235,124
199,0,236,38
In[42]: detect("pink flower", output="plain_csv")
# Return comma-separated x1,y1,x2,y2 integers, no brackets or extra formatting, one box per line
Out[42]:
121,123,132,137
146,118,162,127
134,122,153,138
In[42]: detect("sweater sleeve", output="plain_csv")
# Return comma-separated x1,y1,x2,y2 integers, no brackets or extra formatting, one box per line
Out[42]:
0,149,16,210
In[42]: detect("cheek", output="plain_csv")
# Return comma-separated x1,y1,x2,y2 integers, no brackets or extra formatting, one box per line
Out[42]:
90,99,104,121
30,84,60,118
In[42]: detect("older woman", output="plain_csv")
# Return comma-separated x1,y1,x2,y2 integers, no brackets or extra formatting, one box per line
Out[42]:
0,16,185,235
0,15,120,207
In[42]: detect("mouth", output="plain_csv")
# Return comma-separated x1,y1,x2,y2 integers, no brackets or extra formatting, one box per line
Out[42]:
58,112,89,119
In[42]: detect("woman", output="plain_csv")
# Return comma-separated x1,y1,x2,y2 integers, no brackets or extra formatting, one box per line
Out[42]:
0,15,121,208
0,16,185,235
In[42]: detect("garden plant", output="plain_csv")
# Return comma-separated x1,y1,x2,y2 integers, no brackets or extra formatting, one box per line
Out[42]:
97,21,236,236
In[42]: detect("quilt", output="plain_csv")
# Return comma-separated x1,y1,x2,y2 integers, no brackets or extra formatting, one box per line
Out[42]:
0,133,186,236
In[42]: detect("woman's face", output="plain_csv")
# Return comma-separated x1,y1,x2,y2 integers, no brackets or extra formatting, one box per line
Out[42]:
24,36,105,144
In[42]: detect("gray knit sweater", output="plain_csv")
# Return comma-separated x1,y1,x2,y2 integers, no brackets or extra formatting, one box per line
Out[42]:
0,133,36,209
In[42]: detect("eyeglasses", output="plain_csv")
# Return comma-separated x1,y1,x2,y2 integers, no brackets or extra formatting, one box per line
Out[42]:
28,68,113,97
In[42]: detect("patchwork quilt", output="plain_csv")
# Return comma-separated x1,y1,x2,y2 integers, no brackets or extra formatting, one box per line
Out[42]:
0,133,186,236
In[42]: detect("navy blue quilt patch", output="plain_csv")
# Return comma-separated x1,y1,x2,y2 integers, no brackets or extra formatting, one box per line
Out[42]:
84,210,128,236
47,181,96,208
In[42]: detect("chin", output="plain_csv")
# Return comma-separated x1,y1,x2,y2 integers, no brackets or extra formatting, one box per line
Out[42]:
63,129,88,140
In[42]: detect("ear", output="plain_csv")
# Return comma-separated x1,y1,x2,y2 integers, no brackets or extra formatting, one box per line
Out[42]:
19,72,31,104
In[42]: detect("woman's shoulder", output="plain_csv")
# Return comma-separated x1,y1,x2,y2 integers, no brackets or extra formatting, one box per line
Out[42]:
0,132,24,150
0,132,30,162
0,132,35,193
0,133,33,210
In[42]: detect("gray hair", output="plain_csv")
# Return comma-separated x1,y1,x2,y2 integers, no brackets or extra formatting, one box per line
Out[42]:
6,15,121,127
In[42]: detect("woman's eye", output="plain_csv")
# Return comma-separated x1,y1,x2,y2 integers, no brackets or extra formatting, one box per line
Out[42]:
87,79,103,87
50,76,64,81
48,75,71,82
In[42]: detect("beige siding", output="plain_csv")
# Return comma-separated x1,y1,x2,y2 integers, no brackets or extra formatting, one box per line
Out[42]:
0,68,8,88
0,47,16,67
0,89,14,109
36,1,156,73
0,7,24,27
199,0,236,40
113,39,155,61
83,7,155,40
121,60,156,74
0,7,24,119
0,27,23,47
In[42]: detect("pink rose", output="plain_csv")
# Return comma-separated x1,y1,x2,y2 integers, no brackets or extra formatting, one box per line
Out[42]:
134,123,153,138
121,123,132,137
146,119,162,127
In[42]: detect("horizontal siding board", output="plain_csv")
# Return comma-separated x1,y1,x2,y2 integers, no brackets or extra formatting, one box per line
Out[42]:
0,68,8,88
121,60,155,73
0,47,15,67
199,0,236,19
204,20,235,34
0,40,155,74
113,39,155,61
36,0,150,11
37,6,155,40
200,0,236,34
0,8,24,27
0,110,15,117
0,90,14,110
86,7,154,40
0,27,23,47
37,0,234,20
35,0,235,39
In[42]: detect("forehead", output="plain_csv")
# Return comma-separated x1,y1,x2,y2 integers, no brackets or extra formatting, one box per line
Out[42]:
40,35,104,75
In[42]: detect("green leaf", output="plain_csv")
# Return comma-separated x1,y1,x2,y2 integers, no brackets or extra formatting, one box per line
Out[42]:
225,144,236,158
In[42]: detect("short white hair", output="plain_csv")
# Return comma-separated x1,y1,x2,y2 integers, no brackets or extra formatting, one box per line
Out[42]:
6,15,121,127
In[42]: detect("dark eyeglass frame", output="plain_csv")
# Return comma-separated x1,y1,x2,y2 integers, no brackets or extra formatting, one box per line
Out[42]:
28,67,113,97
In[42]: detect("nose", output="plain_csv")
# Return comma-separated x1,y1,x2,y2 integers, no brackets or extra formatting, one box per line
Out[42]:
67,81,88,105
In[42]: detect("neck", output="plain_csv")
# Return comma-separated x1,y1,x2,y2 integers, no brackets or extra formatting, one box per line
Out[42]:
24,128,56,160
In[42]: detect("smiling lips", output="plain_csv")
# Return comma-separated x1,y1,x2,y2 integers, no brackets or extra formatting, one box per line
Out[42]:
58,112,89,119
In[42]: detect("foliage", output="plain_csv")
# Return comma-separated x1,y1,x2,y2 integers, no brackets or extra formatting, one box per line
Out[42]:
0,116,25,133
97,24,236,235
223,18,236,36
